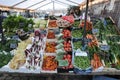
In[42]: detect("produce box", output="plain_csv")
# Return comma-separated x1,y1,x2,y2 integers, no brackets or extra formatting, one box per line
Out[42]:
41,55,57,73
45,41,57,55
57,53,74,73
72,20,80,28
73,49,92,74
72,38,82,51
48,20,58,29
72,28,83,39
61,28,72,39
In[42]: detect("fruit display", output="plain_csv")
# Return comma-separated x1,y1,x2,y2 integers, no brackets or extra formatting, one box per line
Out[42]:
47,30,55,39
48,20,57,28
72,29,83,38
45,42,56,53
42,56,57,71
62,29,71,38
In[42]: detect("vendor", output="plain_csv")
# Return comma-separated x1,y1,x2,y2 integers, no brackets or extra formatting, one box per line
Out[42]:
0,10,6,43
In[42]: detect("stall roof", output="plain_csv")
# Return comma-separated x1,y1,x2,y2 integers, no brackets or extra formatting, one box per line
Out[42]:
0,0,84,11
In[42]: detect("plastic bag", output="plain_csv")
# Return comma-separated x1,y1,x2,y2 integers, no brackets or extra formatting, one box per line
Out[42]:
57,39,64,44
56,43,63,49
56,48,66,54
56,33,63,39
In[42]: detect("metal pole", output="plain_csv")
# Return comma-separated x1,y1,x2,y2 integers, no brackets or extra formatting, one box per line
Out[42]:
53,1,55,15
35,2,52,10
11,0,28,7
82,0,89,48
26,0,46,9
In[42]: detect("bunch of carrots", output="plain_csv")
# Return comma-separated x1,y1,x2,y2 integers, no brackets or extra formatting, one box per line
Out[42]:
79,21,93,31
86,34,98,47
91,53,103,70
45,42,56,53
42,56,57,70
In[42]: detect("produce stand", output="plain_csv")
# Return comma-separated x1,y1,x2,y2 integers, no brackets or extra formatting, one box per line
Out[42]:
0,0,120,80
0,16,120,79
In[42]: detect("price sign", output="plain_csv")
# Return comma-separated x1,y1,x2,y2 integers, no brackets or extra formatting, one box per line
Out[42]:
100,45,110,51
28,24,32,27
92,28,99,34
75,49,87,56
12,35,19,40
10,43,17,48
19,23,24,28
83,38,92,44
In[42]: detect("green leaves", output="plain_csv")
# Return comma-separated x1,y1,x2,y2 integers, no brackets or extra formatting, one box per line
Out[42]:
0,52,13,68
2,15,34,33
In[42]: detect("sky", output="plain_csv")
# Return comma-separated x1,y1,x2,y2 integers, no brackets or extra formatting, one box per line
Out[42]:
0,0,84,10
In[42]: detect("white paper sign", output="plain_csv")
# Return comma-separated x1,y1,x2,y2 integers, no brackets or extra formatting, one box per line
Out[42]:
75,49,87,56
92,28,99,34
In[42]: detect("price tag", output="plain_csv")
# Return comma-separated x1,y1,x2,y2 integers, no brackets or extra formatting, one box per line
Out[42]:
100,45,110,51
12,35,19,40
19,23,24,28
75,49,87,56
83,38,92,44
10,43,17,48
28,24,32,27
92,28,99,34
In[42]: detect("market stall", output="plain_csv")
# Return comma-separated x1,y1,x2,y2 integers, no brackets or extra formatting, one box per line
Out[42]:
0,0,120,80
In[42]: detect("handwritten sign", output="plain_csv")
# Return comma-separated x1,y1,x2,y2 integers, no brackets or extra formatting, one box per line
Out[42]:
28,24,32,27
75,49,87,56
92,28,99,34
100,45,110,51
83,38,92,44
10,43,17,48
12,35,19,40
19,23,24,28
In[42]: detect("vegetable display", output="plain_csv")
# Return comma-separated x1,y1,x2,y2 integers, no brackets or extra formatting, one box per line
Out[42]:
79,21,93,31
74,56,90,70
45,42,56,53
63,40,72,52
42,56,57,70
0,52,13,68
73,41,82,50
47,30,55,39
62,54,73,69
48,20,57,28
72,29,82,38
62,29,71,38
91,53,103,70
